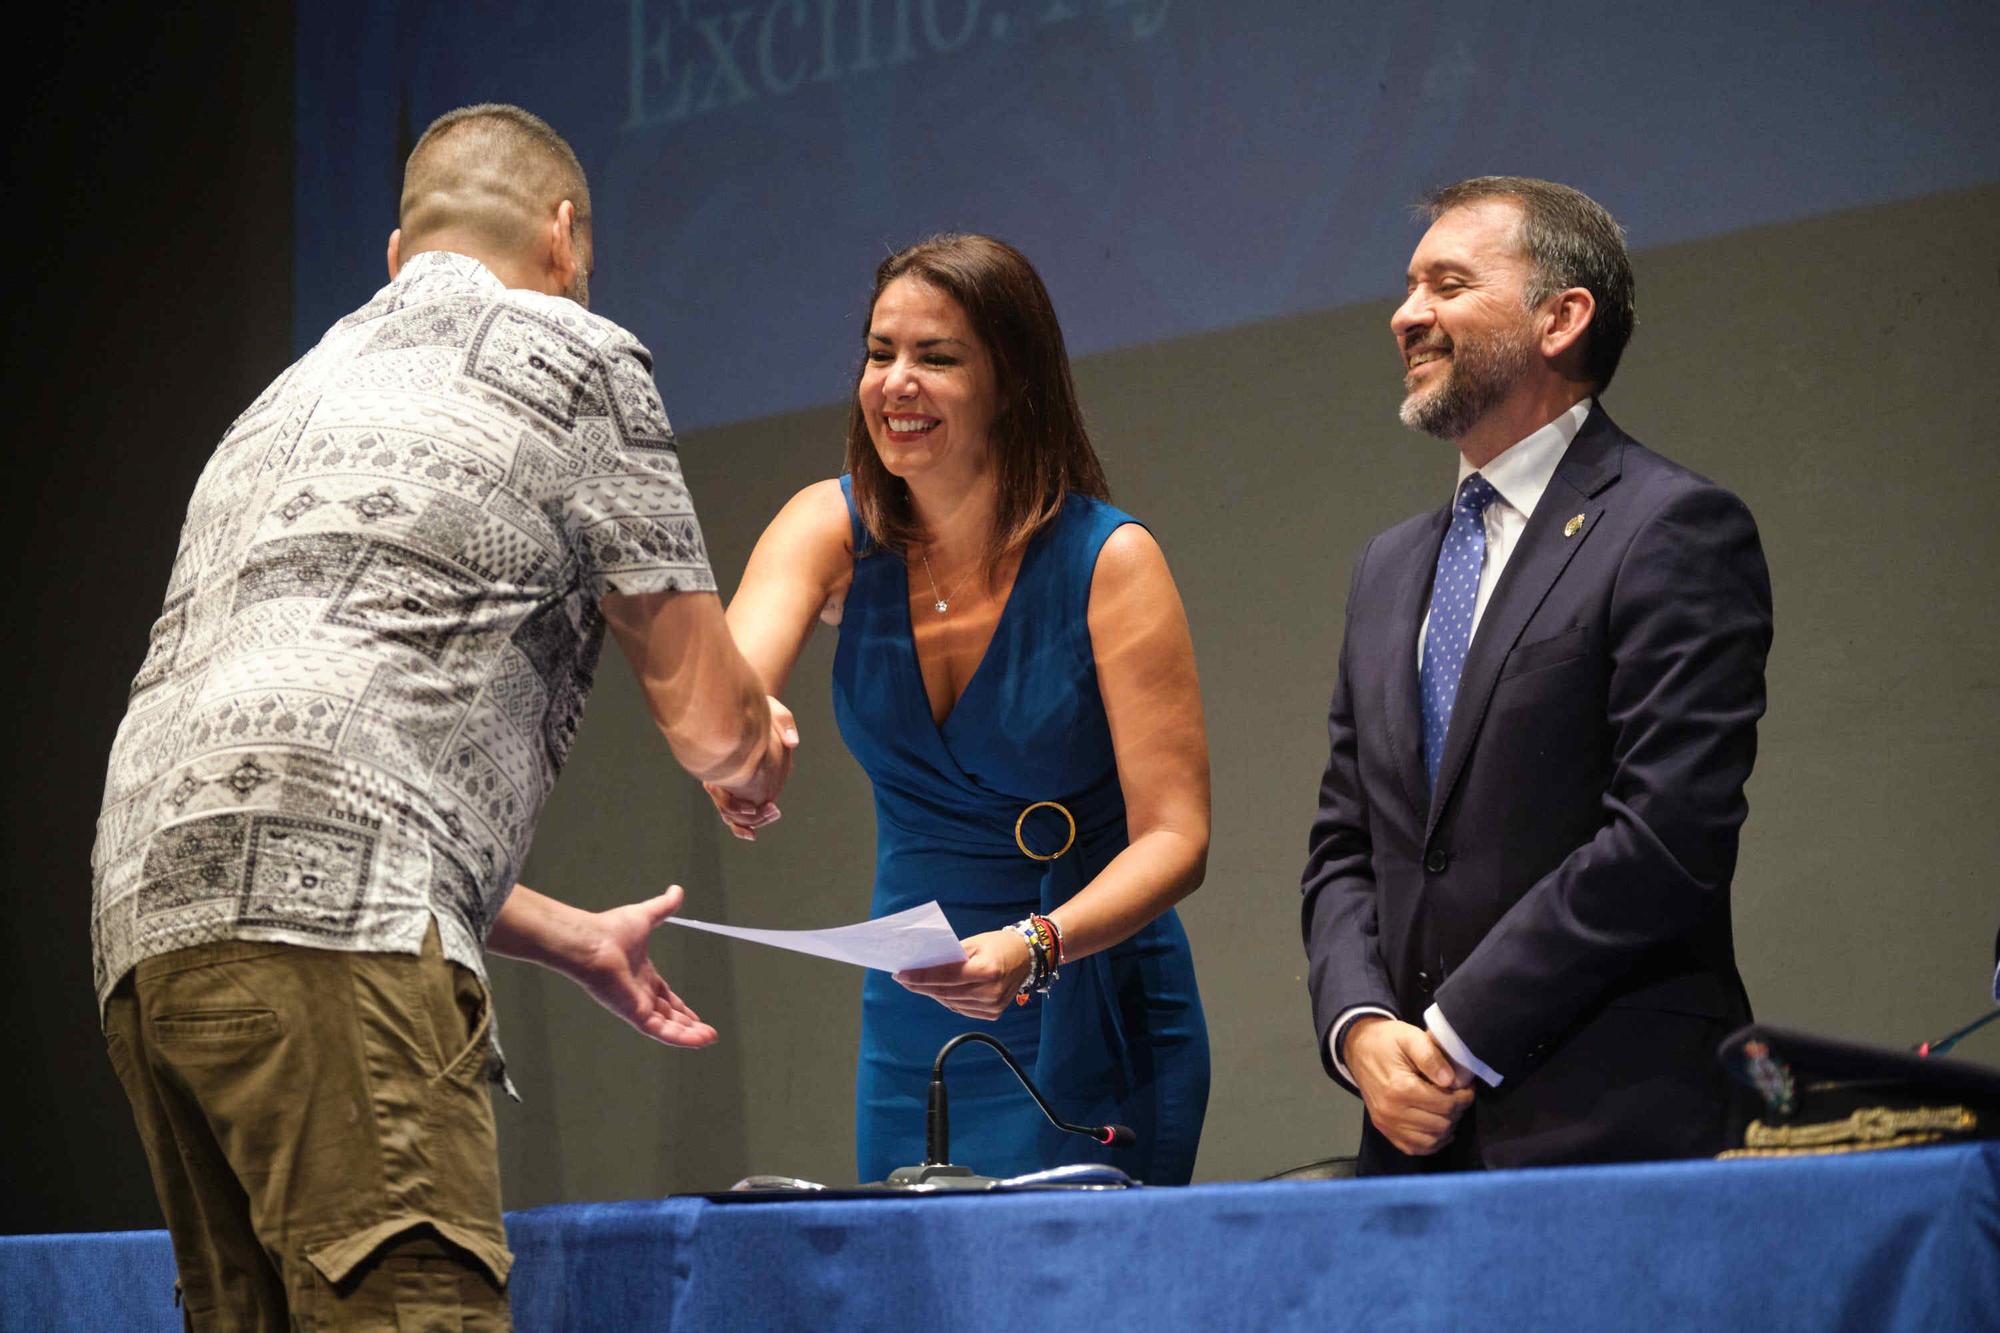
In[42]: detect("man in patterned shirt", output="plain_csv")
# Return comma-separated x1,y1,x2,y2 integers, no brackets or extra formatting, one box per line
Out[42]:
91,104,792,1327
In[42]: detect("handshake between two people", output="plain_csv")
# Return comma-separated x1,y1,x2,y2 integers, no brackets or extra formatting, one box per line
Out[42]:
601,588,802,841
1344,1015,1477,1157
703,695,800,841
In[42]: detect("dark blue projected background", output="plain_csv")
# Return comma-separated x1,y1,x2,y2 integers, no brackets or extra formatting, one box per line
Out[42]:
297,2,1998,429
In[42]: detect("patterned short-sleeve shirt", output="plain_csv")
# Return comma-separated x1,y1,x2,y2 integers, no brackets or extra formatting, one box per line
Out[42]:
91,251,715,1014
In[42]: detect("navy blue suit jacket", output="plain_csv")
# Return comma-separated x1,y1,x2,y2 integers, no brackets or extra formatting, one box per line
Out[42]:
1300,405,1772,1171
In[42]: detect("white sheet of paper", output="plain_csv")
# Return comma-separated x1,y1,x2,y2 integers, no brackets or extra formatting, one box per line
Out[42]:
667,900,967,973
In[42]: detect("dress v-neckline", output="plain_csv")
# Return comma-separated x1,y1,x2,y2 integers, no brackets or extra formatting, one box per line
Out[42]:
900,534,1042,733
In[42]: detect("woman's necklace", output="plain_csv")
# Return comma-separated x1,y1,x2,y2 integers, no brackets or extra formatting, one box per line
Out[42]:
919,550,967,615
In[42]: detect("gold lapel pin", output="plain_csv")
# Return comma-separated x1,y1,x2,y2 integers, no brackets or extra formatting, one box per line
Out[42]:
1564,514,1586,538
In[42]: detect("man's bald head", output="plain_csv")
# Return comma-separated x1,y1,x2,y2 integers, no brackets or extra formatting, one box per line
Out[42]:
395,104,592,302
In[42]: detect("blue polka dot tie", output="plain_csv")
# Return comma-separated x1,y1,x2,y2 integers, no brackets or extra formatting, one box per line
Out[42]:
1420,474,1500,792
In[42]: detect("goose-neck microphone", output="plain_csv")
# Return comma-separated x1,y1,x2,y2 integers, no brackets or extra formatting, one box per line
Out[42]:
889,1031,1134,1184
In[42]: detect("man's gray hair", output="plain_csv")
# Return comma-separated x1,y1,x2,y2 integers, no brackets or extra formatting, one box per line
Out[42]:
1421,176,1636,391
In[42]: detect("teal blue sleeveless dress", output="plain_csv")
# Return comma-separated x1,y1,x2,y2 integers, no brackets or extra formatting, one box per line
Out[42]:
834,477,1209,1184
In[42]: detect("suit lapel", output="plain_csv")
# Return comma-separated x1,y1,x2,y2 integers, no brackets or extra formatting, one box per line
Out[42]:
1387,506,1449,818
1425,408,1626,837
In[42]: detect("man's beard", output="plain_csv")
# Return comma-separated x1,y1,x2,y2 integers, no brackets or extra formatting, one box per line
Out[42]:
1398,320,1534,439
565,266,590,309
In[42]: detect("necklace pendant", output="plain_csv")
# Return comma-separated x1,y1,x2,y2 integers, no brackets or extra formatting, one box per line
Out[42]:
933,599,949,614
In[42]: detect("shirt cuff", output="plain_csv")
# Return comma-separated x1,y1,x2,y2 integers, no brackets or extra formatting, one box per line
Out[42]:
1328,1006,1398,1085
1424,1003,1504,1088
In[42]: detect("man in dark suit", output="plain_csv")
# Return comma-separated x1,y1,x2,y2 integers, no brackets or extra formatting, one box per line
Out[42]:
1300,177,1772,1173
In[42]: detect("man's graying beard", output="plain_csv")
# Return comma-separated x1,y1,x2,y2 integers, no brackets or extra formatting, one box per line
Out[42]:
1398,320,1535,439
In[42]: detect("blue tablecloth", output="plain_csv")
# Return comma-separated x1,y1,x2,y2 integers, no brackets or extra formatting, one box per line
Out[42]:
7,1144,1997,1330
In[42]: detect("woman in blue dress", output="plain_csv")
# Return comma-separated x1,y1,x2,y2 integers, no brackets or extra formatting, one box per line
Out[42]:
712,234,1210,1184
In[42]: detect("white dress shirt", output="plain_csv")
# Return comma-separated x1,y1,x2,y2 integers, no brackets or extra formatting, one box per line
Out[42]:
1330,399,1592,1089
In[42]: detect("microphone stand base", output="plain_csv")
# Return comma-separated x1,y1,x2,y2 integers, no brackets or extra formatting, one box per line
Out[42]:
884,1163,997,1188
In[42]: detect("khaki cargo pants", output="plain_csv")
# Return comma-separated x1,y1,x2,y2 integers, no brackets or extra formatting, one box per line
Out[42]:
104,923,514,1329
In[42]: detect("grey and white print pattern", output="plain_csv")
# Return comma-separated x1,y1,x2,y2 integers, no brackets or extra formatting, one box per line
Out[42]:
92,251,715,1016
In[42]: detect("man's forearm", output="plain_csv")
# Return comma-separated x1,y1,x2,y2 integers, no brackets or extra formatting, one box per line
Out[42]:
602,589,782,787
688,696,780,789
648,659,771,786
1301,669,1398,1071
485,884,599,980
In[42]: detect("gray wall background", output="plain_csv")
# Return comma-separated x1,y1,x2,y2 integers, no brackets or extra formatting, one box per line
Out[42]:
488,182,2000,1202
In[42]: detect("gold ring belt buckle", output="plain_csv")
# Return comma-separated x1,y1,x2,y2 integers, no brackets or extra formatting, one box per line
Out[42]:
1013,800,1077,862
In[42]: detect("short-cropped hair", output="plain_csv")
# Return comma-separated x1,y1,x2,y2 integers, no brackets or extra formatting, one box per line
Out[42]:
402,103,591,241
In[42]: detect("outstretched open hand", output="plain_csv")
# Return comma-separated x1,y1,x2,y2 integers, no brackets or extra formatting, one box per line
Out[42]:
567,886,718,1048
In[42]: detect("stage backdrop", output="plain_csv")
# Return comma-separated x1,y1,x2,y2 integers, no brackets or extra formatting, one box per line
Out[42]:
262,1,1995,1202
299,1,2000,432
